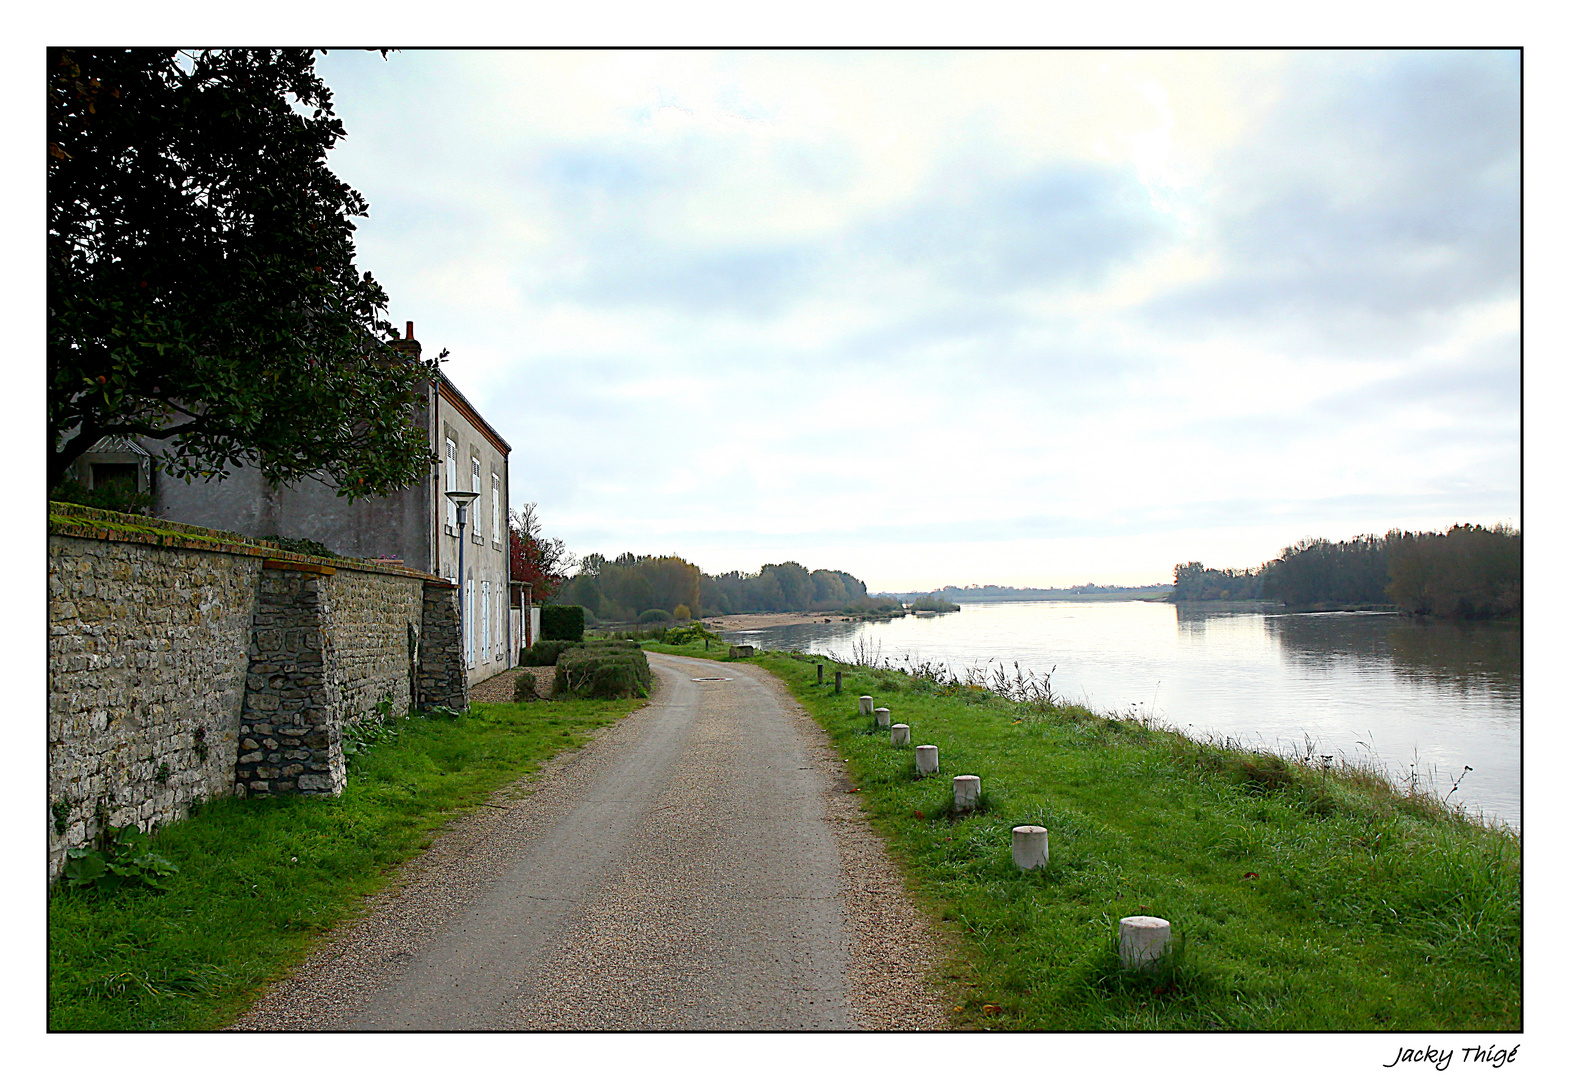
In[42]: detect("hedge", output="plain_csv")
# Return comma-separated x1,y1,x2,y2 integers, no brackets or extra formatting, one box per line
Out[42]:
540,605,585,642
554,645,653,700
520,637,641,667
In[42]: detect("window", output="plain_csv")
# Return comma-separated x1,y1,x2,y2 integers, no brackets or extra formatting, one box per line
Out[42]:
481,580,490,661
445,438,458,531
471,456,484,543
491,472,502,549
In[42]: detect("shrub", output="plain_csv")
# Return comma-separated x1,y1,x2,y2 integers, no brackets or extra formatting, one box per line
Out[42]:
50,479,154,516
255,534,340,560
523,638,642,666
673,603,691,621
638,608,673,624
555,646,652,699
513,672,538,701
540,605,585,642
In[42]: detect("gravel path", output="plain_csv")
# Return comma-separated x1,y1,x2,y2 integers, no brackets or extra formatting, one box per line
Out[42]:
231,651,951,1031
467,665,555,703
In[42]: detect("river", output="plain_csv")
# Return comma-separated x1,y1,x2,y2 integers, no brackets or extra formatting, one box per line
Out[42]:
719,601,1522,830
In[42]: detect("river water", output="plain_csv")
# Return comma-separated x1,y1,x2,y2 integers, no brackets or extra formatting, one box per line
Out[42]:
720,601,1522,830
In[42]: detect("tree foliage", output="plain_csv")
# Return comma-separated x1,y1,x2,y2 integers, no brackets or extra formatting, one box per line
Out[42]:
48,48,439,495
556,554,881,622
509,503,572,605
1170,561,1267,602
1173,525,1521,618
1385,524,1521,619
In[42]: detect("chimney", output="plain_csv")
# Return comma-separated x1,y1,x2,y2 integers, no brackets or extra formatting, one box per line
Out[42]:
388,319,420,361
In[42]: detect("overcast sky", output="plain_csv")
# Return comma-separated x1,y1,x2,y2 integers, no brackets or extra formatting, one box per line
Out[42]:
314,48,1520,592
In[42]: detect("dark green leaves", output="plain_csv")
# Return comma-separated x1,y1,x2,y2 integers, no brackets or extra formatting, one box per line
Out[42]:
48,49,437,498
63,824,181,892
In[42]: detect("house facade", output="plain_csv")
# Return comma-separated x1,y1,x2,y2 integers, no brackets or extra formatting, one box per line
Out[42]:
65,323,515,687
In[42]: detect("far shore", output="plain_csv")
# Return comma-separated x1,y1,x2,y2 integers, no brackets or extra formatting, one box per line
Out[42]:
704,611,869,632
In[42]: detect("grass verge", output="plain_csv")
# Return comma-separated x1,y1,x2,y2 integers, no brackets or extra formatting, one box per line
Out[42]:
48,695,642,1031
751,651,1521,1032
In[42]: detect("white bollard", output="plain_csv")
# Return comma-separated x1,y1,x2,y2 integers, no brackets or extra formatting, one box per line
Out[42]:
1012,825,1048,870
915,745,939,776
875,707,891,729
858,695,874,716
953,774,981,811
1118,916,1172,970
890,723,910,747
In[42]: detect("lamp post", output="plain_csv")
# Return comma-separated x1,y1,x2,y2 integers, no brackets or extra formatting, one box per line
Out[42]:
445,489,480,670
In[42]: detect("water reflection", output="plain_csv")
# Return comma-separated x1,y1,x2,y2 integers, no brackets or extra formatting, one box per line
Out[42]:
1265,613,1521,701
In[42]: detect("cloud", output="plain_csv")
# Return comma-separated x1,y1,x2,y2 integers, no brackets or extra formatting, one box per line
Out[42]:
1139,51,1519,354
312,49,1521,585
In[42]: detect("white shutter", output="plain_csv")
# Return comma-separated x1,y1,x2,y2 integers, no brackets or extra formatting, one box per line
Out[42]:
491,473,501,547
445,439,458,529
471,457,484,542
481,581,490,660
465,580,474,668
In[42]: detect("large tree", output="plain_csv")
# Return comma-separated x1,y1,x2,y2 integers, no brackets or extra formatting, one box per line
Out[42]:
48,48,438,496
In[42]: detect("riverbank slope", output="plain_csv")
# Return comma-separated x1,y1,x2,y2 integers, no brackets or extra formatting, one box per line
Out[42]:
645,641,1520,1030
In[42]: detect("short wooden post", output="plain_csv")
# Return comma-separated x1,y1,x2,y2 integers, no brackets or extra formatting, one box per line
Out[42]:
834,671,843,693
891,723,910,747
817,663,824,684
1012,825,1048,869
953,774,981,811
858,695,874,716
915,745,939,776
875,707,891,728
1118,916,1172,970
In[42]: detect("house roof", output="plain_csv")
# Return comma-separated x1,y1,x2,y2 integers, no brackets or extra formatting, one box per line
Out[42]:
436,373,512,457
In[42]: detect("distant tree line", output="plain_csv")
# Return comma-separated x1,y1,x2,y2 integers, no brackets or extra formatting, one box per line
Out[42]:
1172,524,1521,618
917,583,1170,601
1170,563,1268,602
555,555,896,624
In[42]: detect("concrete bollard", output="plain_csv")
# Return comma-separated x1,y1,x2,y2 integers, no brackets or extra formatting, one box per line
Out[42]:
875,707,891,728
891,723,910,747
953,774,981,811
1011,825,1048,870
834,671,842,693
1118,916,1172,970
915,745,939,776
858,695,874,716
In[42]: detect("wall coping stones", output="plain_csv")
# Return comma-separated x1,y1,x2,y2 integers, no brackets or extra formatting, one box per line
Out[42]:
49,501,444,583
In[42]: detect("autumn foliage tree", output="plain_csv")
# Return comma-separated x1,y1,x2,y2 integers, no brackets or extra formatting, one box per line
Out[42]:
509,503,571,605
48,48,439,495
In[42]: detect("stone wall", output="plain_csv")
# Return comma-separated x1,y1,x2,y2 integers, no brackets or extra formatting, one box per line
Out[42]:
48,503,469,879
328,568,427,723
418,582,468,711
48,534,259,878
236,565,347,797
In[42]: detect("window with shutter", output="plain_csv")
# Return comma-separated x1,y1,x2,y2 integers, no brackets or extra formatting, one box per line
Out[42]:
481,581,490,660
471,456,484,543
445,439,458,530
492,473,502,549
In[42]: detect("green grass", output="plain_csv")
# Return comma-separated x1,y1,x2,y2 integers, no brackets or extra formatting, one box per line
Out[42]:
752,651,1521,1032
48,696,642,1031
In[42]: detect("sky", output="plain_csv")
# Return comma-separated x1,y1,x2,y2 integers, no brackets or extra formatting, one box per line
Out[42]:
7,10,1558,1077
310,48,1520,593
